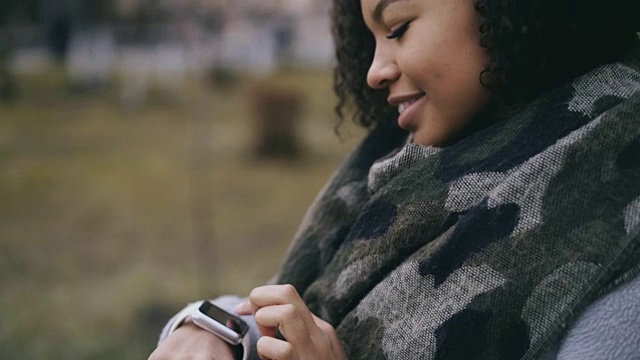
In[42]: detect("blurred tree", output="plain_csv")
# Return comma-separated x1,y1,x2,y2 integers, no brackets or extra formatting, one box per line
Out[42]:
39,0,115,61
0,0,17,101
0,28,15,101
47,13,72,61
4,0,41,23
86,0,114,22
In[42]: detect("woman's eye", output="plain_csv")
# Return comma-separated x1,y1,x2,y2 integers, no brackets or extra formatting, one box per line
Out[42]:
386,22,410,40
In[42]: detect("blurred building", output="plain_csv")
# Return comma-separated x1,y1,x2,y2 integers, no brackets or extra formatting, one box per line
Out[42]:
115,0,334,72
10,0,333,77
4,0,333,109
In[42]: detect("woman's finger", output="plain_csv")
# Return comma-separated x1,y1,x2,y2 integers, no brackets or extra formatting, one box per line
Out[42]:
254,304,310,346
234,300,252,315
257,336,294,360
249,285,303,308
249,285,314,326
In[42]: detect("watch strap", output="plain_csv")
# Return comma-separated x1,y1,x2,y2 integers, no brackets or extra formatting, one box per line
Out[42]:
166,301,203,335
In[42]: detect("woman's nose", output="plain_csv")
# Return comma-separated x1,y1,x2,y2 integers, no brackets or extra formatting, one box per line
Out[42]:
366,49,400,89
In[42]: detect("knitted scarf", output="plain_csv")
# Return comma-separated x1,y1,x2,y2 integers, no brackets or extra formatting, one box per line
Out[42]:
273,59,640,360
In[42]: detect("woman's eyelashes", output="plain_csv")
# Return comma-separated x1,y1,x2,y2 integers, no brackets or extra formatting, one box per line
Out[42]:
386,21,410,39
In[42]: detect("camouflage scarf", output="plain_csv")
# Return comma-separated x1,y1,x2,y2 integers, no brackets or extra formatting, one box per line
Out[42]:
273,60,640,360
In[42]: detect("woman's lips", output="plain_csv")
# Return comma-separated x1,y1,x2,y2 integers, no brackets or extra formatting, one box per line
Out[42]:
397,95,426,131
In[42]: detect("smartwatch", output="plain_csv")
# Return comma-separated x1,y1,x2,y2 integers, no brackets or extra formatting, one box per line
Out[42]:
191,300,250,346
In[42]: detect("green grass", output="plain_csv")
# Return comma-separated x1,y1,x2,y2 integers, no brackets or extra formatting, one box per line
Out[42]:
0,69,365,359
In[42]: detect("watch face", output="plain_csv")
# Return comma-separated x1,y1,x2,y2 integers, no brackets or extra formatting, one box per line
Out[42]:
199,301,249,336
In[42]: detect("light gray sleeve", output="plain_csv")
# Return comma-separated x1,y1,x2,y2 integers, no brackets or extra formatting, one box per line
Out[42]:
158,295,261,360
543,273,640,360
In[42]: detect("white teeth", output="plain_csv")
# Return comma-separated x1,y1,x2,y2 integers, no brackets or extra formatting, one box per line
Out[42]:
397,100,416,114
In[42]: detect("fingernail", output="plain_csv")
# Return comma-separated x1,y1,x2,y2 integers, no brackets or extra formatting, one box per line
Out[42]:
233,301,247,313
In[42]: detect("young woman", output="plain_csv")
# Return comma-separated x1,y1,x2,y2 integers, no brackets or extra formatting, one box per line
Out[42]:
150,0,639,359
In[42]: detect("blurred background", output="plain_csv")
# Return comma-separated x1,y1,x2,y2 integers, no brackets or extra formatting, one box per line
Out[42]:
0,0,365,358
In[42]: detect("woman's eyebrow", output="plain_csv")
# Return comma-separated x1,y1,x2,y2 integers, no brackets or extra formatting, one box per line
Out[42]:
373,0,408,24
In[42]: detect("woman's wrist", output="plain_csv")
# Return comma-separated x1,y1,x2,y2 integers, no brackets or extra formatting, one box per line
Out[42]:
159,298,255,360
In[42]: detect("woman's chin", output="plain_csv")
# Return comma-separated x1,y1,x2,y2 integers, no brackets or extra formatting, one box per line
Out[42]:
411,130,441,147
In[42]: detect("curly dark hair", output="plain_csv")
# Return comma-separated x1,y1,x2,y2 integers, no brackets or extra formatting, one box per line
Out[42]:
331,0,638,130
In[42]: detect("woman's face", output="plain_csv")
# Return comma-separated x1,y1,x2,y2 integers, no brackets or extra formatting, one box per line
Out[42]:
361,0,492,146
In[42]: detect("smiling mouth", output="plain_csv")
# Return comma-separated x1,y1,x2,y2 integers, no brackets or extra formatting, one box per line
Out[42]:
397,95,425,114
398,100,418,114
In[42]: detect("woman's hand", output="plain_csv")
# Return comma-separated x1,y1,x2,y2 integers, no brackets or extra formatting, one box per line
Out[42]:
148,322,236,360
235,284,347,360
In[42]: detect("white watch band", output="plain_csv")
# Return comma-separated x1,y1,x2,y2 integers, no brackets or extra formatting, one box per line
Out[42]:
167,301,202,335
